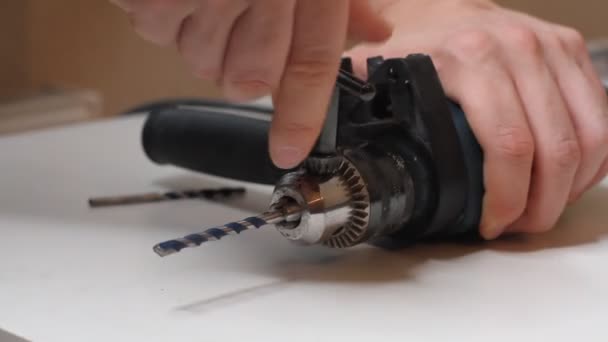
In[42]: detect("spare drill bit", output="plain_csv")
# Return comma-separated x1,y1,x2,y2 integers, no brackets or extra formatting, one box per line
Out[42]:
88,187,245,208
153,204,302,257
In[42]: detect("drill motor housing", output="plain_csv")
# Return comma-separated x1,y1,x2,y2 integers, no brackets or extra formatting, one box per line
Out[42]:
142,54,485,248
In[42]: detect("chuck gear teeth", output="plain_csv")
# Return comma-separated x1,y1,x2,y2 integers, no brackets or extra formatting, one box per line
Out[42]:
308,158,370,248
304,156,342,176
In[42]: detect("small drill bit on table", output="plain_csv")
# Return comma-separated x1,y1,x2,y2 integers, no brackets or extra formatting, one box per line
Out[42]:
88,187,246,208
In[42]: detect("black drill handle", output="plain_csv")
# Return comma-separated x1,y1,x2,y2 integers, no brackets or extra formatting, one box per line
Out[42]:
141,106,287,185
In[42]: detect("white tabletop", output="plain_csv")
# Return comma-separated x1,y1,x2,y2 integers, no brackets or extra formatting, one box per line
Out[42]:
0,115,607,342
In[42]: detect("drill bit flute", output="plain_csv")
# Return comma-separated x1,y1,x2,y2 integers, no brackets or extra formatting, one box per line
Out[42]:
153,203,302,256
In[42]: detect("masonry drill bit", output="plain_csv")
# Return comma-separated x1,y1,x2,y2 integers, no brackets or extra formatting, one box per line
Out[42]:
153,204,302,257
88,187,245,208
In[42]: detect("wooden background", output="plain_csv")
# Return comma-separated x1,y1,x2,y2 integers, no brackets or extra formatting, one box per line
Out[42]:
2,0,607,117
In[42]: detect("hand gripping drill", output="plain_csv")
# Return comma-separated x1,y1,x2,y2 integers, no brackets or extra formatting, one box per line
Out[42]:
142,54,487,256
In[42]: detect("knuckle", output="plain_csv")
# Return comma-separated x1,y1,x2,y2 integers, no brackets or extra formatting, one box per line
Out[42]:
279,120,318,136
288,38,340,83
175,31,220,80
501,25,541,57
292,42,338,65
227,72,273,89
542,34,564,55
290,20,343,63
492,125,535,162
224,70,274,98
559,27,586,54
448,29,497,63
286,59,337,87
180,56,221,82
549,137,581,169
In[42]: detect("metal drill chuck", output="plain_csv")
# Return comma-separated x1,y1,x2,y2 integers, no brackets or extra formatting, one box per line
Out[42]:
152,144,418,256
269,158,371,247
269,142,418,248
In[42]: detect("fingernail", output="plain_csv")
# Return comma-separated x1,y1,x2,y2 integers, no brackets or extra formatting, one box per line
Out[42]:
272,146,306,169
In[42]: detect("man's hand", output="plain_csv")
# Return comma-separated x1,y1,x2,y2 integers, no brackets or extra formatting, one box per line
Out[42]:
110,0,392,168
113,0,608,240
349,0,608,239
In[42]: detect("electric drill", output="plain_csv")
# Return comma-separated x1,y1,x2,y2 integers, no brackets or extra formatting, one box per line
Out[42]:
141,54,484,256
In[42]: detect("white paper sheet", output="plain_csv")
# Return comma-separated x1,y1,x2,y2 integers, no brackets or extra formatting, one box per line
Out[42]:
0,116,607,342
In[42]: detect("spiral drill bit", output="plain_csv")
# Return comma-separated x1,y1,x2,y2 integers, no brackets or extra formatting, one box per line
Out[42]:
88,187,245,207
153,204,302,257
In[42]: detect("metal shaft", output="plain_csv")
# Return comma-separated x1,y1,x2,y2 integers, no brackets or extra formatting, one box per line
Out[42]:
153,205,302,257
88,187,245,207
337,69,376,101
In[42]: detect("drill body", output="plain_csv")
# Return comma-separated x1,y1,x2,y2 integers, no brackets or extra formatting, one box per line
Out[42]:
268,55,484,248
143,54,485,253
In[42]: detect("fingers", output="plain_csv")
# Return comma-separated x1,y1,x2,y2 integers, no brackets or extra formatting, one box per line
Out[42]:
492,26,580,234
342,5,607,238
117,0,391,170
536,26,608,202
116,0,198,46
558,27,608,194
221,0,297,101
555,25,608,95
176,0,250,81
440,31,534,240
347,0,394,42
269,0,350,169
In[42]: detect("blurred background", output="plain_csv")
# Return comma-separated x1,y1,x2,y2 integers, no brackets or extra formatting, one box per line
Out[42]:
1,0,606,135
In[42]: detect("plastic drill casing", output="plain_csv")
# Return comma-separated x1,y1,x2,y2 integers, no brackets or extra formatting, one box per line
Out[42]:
141,55,485,246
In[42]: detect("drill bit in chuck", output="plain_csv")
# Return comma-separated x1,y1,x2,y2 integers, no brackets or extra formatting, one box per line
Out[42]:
153,204,302,257
151,157,376,257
